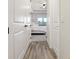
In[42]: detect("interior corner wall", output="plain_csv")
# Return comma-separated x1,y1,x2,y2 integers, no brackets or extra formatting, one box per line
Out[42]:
59,0,70,59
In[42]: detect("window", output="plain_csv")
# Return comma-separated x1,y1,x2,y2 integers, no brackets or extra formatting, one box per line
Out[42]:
38,18,42,22
37,18,47,26
44,18,47,22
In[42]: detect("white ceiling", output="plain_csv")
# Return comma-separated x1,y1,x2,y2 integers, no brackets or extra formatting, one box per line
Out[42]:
31,0,47,11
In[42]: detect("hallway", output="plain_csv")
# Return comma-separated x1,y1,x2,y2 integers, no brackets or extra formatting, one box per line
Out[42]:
8,0,70,59
23,35,57,59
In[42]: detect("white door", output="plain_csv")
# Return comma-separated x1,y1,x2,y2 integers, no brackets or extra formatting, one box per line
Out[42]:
8,0,31,59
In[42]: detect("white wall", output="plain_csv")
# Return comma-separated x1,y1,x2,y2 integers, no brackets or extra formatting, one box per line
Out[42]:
47,0,70,59
8,0,15,59
59,0,70,59
47,0,60,58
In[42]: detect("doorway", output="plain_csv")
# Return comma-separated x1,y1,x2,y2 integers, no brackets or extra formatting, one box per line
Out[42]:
30,0,48,41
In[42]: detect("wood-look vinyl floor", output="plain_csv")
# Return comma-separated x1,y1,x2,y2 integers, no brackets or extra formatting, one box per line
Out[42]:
23,41,57,59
